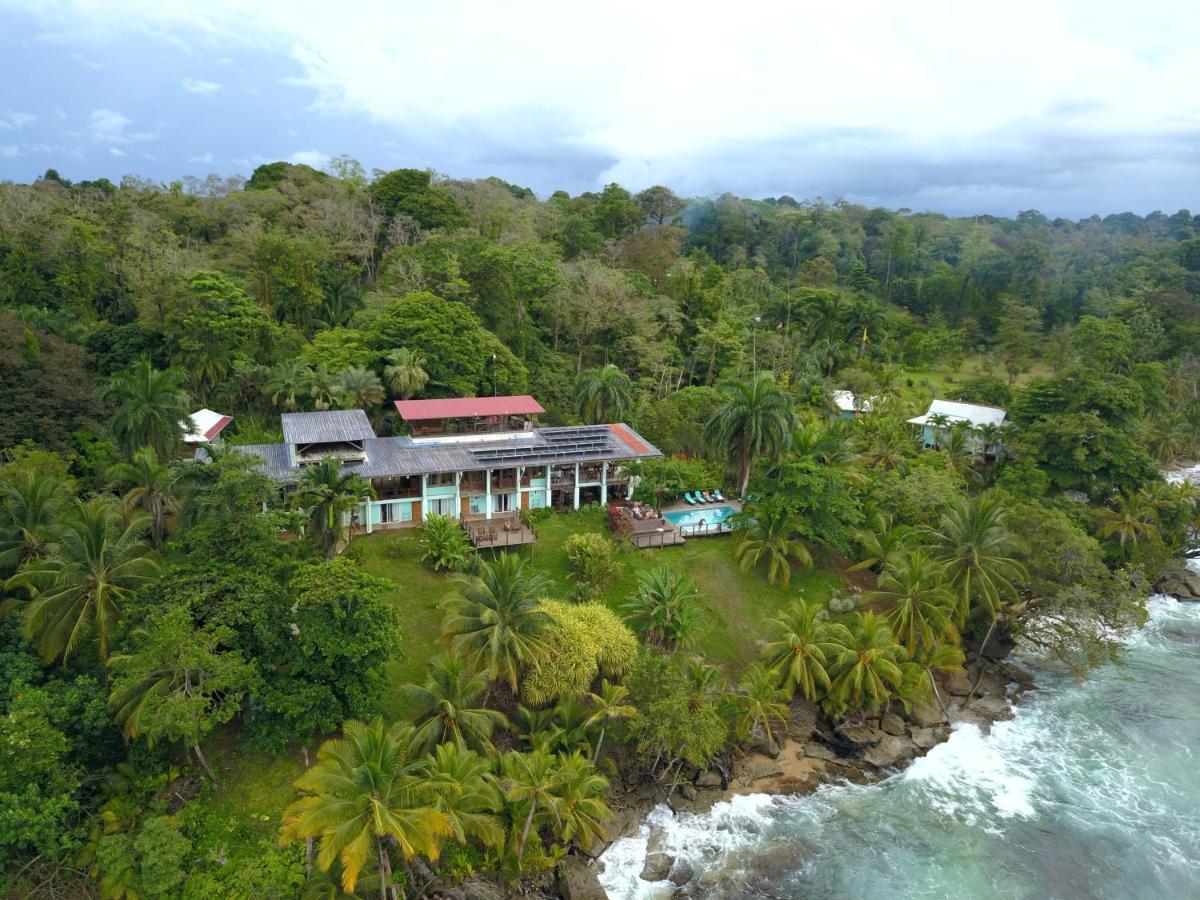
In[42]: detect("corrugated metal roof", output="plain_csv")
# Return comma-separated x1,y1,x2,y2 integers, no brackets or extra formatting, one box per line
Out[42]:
908,399,1007,428
394,395,545,421
281,410,375,445
183,409,234,443
233,422,661,482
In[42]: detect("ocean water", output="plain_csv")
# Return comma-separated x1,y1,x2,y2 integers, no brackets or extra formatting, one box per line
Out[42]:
600,586,1200,899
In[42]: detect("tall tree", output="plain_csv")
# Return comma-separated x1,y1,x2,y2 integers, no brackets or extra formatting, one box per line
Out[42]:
280,718,453,897
107,447,182,546
760,598,841,701
704,373,795,498
732,499,813,586
584,679,636,763
382,348,429,400
293,458,374,559
101,360,190,460
827,612,906,715
0,470,68,574
869,550,958,654
574,364,634,424
928,494,1026,629
402,655,510,755
442,554,553,692
5,496,159,663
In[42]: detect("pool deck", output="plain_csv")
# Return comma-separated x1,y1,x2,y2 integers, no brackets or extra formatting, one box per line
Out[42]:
661,497,742,537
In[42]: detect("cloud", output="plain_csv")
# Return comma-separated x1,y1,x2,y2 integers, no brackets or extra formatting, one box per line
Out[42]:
109,147,126,156
0,145,19,158
288,149,328,168
181,77,222,95
0,111,36,130
89,108,158,144
188,151,215,164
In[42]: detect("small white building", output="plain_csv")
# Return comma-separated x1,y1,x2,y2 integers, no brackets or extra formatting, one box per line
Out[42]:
832,390,874,419
183,409,234,445
908,399,1006,456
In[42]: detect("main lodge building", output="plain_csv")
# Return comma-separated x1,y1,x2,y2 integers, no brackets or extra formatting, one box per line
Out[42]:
234,395,662,533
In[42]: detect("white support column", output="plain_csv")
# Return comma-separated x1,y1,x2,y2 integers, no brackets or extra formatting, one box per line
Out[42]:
454,472,461,520
485,469,492,520
364,499,372,534
420,474,429,520
545,464,552,509
600,462,608,505
573,463,581,510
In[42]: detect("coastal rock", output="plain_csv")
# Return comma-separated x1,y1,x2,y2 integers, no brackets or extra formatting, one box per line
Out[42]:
634,783,659,803
679,784,698,802
908,700,948,728
1155,566,1200,601
695,770,723,788
440,878,506,900
735,757,785,784
640,851,675,882
910,726,948,750
787,698,821,740
558,857,607,900
603,807,642,843
835,722,884,745
880,712,906,735
861,734,916,768
968,696,1014,722
668,858,695,886
646,823,669,855
945,670,975,696
800,741,838,762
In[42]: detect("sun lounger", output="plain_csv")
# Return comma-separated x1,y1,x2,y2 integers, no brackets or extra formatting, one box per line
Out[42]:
683,492,698,505
711,489,725,502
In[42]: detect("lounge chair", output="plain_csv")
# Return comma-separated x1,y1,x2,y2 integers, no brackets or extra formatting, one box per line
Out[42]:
697,491,713,503
683,492,697,505
711,488,726,502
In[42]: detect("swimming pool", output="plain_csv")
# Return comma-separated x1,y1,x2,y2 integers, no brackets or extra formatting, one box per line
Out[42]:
663,505,738,533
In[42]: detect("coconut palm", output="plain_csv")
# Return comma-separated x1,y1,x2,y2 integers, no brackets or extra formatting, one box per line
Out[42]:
926,412,952,448
5,497,158,663
584,680,636,763
335,366,385,409
498,748,560,860
731,662,791,747
101,360,191,460
550,751,611,851
293,457,374,559
401,655,510,755
424,743,504,850
869,550,958,654
443,554,553,692
0,470,68,574
704,373,795,499
279,718,453,897
940,423,979,480
848,511,914,573
383,348,430,400
574,364,633,424
974,422,1004,460
107,448,182,547
303,367,342,411
846,297,886,354
732,500,813,586
912,642,966,719
827,611,906,715
760,598,842,702
1096,490,1161,548
858,417,915,472
621,565,701,650
266,359,315,412
803,291,848,342
928,494,1026,629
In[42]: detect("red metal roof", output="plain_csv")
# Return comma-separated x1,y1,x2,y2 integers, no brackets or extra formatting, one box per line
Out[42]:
394,395,546,421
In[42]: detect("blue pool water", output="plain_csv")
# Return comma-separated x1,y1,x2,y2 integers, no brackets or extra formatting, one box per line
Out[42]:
663,504,737,530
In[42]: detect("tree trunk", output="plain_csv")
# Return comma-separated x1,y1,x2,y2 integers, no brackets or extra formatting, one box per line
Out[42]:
193,742,220,790
592,724,606,764
738,449,751,500
963,616,1000,709
377,837,393,900
926,669,950,719
518,799,538,858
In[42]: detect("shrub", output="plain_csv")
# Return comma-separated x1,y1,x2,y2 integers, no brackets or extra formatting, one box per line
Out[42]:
521,601,638,707
563,532,620,593
419,514,472,571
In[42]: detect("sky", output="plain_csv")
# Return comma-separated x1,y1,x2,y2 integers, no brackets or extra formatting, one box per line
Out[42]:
1,0,1198,218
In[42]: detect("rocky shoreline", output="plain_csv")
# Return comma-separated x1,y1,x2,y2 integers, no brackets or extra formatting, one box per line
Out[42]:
577,654,1033,897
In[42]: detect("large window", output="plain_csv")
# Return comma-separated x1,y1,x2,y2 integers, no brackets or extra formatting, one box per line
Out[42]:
428,472,456,487
426,497,455,517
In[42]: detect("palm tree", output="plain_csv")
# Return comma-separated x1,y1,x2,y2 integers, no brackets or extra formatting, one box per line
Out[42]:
266,360,315,412
704,373,795,499
621,565,701,650
0,470,68,574
1096,490,1161,548
293,458,374,558
827,612,906,715
926,412,952,448
498,748,560,860
846,297,886,354
858,418,914,471
928,494,1026,629
101,360,191,460
402,655,510,756
731,662,790,747
335,366,385,409
107,448,182,547
424,743,504,850
5,497,158,663
974,422,1004,460
804,292,847,343
912,642,966,719
940,423,979,479
869,550,957,654
732,500,813,586
574,364,633,424
760,598,841,702
279,718,453,897
303,367,342,411
382,348,429,400
584,680,636,763
848,511,914,573
550,751,611,851
442,554,553,692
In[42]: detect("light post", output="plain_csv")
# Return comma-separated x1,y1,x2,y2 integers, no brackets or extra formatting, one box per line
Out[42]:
492,352,497,397
752,316,762,376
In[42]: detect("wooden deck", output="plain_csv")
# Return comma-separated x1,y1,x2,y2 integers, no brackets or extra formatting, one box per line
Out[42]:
463,513,537,548
612,505,686,548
